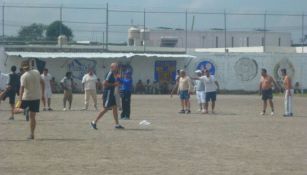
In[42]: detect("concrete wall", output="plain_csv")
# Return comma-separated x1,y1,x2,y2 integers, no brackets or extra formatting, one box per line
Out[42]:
0,49,306,92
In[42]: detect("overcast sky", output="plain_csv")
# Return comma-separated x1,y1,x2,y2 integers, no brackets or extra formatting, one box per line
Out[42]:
2,0,307,42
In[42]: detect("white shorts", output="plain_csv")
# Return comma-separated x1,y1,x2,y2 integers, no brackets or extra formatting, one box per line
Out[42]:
196,91,206,104
44,89,52,98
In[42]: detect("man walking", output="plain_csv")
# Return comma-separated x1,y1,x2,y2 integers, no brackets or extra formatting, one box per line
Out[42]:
60,72,74,111
19,60,45,139
90,63,124,130
82,69,98,110
6,66,20,120
41,68,53,111
119,71,133,119
281,69,294,117
259,68,279,116
201,69,219,114
176,70,193,114
194,70,206,113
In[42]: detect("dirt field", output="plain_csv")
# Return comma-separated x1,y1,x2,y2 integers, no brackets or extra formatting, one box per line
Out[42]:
0,94,306,175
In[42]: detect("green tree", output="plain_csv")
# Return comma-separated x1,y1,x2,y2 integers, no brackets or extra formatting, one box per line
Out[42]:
18,23,46,41
46,21,73,41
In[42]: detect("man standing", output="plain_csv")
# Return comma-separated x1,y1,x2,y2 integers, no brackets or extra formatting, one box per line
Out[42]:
176,70,193,114
60,72,74,111
194,70,206,113
41,68,53,111
19,60,45,140
90,63,124,130
201,69,219,114
82,69,98,110
6,66,20,120
259,68,279,116
281,69,294,117
119,71,133,120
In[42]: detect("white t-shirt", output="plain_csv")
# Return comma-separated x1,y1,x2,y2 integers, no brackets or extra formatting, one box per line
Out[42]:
82,74,98,90
21,70,41,100
201,75,217,93
41,73,52,91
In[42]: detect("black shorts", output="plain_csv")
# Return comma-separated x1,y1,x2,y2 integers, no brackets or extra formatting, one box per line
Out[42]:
103,90,116,109
205,91,217,102
262,88,273,101
21,100,40,113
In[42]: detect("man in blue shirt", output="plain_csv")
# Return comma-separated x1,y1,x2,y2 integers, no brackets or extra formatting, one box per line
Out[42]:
119,71,133,119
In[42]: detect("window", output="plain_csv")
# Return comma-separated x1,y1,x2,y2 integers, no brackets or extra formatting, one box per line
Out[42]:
216,36,219,48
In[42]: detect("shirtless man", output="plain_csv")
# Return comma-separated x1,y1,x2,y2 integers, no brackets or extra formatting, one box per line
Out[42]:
174,70,193,114
259,68,280,116
281,69,293,117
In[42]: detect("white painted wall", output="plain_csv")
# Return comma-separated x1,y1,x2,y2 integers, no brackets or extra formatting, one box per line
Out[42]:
0,48,306,92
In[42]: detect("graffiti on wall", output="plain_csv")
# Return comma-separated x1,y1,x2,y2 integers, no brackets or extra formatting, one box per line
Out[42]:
274,58,295,84
234,57,258,81
68,59,97,80
196,60,216,75
154,61,177,82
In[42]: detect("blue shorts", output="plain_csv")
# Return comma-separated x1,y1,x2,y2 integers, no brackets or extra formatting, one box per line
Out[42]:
205,91,217,102
179,90,190,100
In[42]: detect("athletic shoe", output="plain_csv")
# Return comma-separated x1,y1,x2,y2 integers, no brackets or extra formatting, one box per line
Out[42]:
186,110,191,114
179,110,185,114
9,117,14,120
48,108,53,111
63,108,67,111
43,108,47,111
81,108,88,111
270,112,274,116
115,125,125,129
90,121,97,130
260,112,265,115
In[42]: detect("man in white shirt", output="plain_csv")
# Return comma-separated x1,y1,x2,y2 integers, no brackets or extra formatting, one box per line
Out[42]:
194,70,206,113
82,69,98,110
200,69,219,114
41,68,53,111
19,60,45,140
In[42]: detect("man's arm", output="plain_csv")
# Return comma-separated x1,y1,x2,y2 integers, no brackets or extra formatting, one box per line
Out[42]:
215,81,220,91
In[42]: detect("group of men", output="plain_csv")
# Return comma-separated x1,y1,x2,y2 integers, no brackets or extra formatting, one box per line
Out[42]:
172,68,294,117
0,61,133,139
172,69,219,114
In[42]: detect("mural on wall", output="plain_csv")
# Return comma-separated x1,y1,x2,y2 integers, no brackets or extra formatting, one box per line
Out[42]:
196,60,216,75
274,58,295,84
234,57,258,81
154,61,177,82
67,59,97,80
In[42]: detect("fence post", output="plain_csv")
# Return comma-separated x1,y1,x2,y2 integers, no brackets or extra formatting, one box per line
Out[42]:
263,11,267,52
224,10,227,53
105,3,109,51
302,13,305,53
185,9,188,53
143,8,146,53
2,4,4,42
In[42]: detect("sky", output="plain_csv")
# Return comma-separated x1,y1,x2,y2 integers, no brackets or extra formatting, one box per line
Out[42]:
2,0,307,43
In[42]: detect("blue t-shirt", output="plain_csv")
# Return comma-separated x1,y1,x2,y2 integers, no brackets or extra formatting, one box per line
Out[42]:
119,78,132,92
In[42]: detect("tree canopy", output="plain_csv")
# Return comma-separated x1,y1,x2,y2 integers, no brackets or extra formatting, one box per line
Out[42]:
46,21,73,41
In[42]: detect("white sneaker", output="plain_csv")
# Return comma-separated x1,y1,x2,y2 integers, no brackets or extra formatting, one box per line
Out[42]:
270,112,274,116
201,109,206,113
63,108,67,111
260,112,265,115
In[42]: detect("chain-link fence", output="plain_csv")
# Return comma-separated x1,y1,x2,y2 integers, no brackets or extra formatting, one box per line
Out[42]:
0,3,306,52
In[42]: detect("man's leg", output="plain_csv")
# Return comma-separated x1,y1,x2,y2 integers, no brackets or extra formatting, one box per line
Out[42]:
91,90,98,110
204,102,209,113
68,94,73,110
262,100,267,114
212,101,215,113
94,107,108,123
284,91,289,115
29,111,36,139
10,103,15,119
63,92,67,109
126,92,131,119
84,90,90,110
289,89,293,115
180,100,185,111
269,99,274,113
112,106,119,125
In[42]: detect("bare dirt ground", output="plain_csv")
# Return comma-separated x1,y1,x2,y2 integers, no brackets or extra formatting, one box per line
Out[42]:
0,94,307,175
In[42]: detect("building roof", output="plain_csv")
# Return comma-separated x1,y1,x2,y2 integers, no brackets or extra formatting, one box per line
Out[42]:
5,51,196,59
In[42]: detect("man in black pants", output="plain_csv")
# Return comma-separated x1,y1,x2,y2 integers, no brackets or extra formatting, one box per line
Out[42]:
90,63,124,130
6,66,20,120
119,71,133,120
